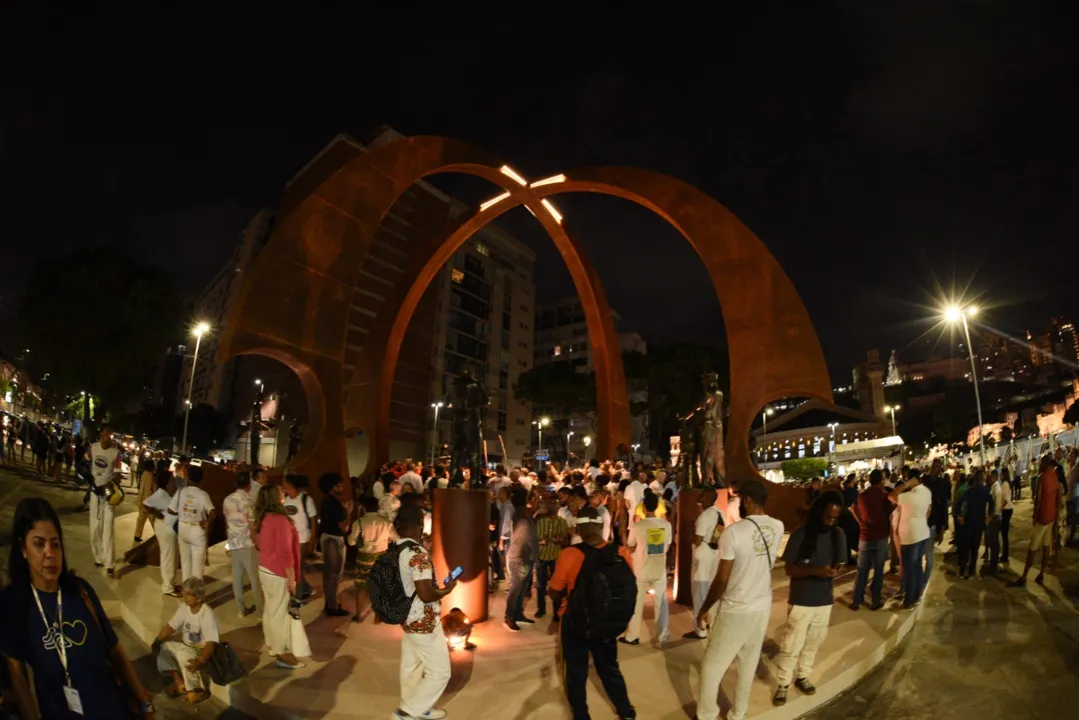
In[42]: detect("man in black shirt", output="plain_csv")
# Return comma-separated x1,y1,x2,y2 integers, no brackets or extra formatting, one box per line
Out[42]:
921,459,952,592
957,470,991,579
773,491,845,706
318,472,354,617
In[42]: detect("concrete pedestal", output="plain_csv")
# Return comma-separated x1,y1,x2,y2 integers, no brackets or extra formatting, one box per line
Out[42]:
431,488,491,623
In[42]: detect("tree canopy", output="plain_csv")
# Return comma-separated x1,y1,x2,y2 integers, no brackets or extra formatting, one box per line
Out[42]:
18,245,182,418
513,361,596,419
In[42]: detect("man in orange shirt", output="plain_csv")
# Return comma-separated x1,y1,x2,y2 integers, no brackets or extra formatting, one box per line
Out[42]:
548,506,636,720
1009,455,1065,587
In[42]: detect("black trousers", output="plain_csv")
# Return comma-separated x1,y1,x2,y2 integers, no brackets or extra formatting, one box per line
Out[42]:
1000,509,1013,559
562,624,635,720
958,523,984,575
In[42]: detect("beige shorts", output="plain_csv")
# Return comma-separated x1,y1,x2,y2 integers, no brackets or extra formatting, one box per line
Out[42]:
1030,522,1054,548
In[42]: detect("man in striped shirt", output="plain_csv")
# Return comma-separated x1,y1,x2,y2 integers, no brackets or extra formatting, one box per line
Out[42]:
534,493,570,619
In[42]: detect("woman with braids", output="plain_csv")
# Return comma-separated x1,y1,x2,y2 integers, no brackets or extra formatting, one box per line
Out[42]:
772,491,846,707
0,497,156,718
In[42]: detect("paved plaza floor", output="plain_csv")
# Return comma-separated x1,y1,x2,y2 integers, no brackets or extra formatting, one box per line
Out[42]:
4,462,1077,719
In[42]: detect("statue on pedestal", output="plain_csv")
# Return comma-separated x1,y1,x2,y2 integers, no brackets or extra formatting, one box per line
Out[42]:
679,371,726,488
450,366,489,488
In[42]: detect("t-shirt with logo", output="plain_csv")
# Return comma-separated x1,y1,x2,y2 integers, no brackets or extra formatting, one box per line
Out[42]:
397,540,441,634
167,603,220,648
628,516,672,581
169,486,215,526
223,489,255,549
284,493,319,543
0,579,128,718
88,441,121,488
717,515,784,614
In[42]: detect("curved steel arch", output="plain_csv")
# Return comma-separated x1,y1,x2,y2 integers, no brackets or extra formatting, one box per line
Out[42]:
388,166,833,485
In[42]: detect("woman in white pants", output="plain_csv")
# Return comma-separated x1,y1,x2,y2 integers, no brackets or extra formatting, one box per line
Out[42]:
168,466,215,581
254,482,306,669
142,474,181,596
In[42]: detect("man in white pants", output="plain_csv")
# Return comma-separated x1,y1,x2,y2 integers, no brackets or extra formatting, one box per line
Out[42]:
143,474,181,596
88,424,121,577
223,470,262,616
393,505,457,720
622,491,673,645
772,491,844,706
696,480,784,720
169,465,215,581
684,487,722,640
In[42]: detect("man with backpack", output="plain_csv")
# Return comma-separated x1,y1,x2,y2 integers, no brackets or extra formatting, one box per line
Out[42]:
368,505,456,720
695,479,783,720
548,506,637,720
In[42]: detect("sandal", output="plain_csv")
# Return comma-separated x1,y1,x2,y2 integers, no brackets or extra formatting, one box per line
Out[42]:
183,689,210,704
166,684,186,698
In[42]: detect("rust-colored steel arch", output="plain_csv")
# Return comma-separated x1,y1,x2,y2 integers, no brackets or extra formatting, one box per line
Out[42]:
218,135,628,479
390,166,833,492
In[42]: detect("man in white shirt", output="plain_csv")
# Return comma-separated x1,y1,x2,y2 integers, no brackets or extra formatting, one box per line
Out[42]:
623,472,647,521
890,469,932,608
379,480,403,522
986,469,1003,574
283,473,319,599
223,470,262,616
488,466,511,495
589,489,612,542
696,480,784,720
684,487,722,640
394,505,456,720
622,492,673,645
399,462,423,495
87,424,122,577
168,465,216,582
143,474,180,596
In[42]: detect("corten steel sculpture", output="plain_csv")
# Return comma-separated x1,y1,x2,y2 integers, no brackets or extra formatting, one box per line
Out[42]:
218,134,833,613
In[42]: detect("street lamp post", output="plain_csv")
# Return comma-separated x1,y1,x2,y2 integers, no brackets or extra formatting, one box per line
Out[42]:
583,435,592,461
945,305,987,468
251,379,265,466
180,322,210,454
886,405,899,436
533,417,549,470
430,401,444,466
827,422,839,469
762,406,775,438
566,430,574,464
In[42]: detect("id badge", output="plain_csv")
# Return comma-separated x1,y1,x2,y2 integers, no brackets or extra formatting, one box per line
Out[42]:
63,686,85,715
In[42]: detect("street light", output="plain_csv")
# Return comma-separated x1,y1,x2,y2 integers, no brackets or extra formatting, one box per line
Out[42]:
430,401,444,466
886,404,900,436
827,422,839,467
533,417,549,466
944,304,986,468
566,430,575,464
181,321,211,454
583,436,592,459
762,406,775,437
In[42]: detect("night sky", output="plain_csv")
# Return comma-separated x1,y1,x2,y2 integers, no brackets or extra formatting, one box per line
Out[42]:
3,3,1078,382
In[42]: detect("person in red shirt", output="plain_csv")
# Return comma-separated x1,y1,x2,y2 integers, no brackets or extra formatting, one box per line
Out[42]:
1009,455,1064,587
548,507,636,720
849,469,893,610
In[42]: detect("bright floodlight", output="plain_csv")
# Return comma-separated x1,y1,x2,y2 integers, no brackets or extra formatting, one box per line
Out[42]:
583,436,592,447
254,378,262,386
966,306,978,317
192,321,211,337
944,306,961,323
540,417,550,427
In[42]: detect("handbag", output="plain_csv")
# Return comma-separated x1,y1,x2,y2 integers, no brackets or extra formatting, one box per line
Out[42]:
205,642,245,686
77,586,142,717
289,612,312,658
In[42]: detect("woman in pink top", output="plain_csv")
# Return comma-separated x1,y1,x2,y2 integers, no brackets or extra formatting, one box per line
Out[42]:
255,483,305,669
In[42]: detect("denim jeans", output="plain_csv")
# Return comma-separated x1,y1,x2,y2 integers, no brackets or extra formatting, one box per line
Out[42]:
491,543,506,581
505,558,533,621
986,517,1001,570
922,526,936,593
535,558,557,616
899,540,926,605
851,538,888,608
958,523,983,576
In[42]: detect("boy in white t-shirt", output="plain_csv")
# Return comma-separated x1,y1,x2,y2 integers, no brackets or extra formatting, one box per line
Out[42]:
283,473,319,599
684,487,722,640
696,480,784,720
167,466,215,582
143,474,180,596
622,491,673,645
152,577,220,704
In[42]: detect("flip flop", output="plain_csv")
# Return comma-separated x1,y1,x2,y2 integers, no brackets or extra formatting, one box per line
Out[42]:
184,689,210,704
166,684,186,698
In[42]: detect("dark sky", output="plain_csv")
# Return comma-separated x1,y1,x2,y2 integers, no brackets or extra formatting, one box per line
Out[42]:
3,2,1078,383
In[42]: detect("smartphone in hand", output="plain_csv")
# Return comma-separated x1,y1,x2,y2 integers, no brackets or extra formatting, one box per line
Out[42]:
443,565,463,585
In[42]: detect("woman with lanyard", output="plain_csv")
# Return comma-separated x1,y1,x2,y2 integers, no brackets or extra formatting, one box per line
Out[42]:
0,497,155,718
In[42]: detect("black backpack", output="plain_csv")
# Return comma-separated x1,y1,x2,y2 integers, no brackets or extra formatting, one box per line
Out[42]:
205,642,245,686
368,539,421,624
564,543,637,640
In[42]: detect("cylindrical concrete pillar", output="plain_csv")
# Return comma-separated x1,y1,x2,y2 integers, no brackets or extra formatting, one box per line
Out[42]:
431,488,491,623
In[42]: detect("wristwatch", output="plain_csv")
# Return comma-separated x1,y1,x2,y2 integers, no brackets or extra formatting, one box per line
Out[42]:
141,700,156,714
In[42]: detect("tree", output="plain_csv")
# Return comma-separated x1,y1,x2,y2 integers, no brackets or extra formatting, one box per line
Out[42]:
18,246,182,420
513,362,596,420
637,343,728,458
782,457,829,480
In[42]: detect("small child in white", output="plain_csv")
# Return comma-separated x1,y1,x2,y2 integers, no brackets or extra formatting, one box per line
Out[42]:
152,576,220,704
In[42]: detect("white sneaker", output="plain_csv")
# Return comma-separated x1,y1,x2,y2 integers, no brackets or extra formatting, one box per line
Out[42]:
657,630,670,645
420,711,447,719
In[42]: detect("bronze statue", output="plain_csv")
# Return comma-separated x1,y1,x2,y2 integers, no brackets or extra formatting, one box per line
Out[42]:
679,371,726,488
450,366,489,488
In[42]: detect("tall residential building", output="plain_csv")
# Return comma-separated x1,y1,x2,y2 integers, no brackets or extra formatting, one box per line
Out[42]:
176,127,537,468
429,226,537,467
176,209,276,417
534,297,649,456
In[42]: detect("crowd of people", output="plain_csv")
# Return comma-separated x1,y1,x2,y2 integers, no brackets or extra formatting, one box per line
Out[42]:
1,423,1076,720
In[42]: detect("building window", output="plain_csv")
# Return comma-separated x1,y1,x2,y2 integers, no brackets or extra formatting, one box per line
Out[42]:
553,345,562,356
518,341,528,349
497,411,507,432
519,322,528,331
499,370,508,390
476,242,489,256
451,269,464,284
519,360,527,368
520,304,528,313
516,418,525,426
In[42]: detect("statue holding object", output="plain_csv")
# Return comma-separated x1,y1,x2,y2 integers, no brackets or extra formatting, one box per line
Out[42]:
679,371,726,488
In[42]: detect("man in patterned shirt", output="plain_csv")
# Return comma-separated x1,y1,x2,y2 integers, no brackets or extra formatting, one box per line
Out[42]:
393,505,457,720
534,492,569,619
